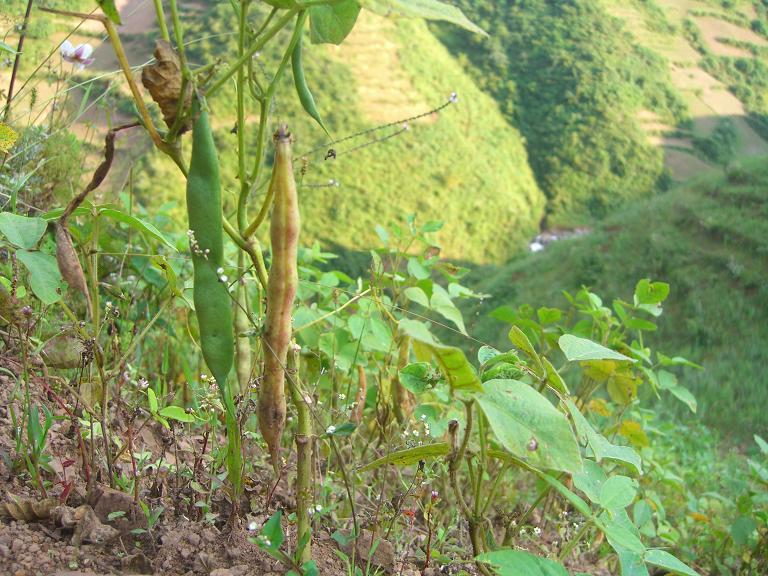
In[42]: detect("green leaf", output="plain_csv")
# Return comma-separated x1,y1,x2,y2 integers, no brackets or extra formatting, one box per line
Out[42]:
643,549,700,576
0,41,17,55
0,213,47,249
360,0,487,35
358,442,450,472
618,551,650,576
667,385,697,413
98,208,176,251
565,398,642,474
15,250,64,305
477,379,581,473
559,334,634,362
96,0,122,24
730,516,758,547
404,286,429,308
602,516,645,555
430,284,466,334
537,307,562,324
634,279,670,306
599,476,638,510
147,388,158,414
258,510,285,552
508,325,543,373
477,345,500,365
310,0,361,44
399,362,435,394
755,434,768,455
542,357,569,395
572,459,608,504
477,549,568,576
399,319,482,393
158,406,195,423
407,257,430,280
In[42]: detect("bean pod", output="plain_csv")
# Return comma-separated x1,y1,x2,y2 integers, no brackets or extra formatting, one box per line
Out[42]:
186,96,241,493
291,25,329,137
259,125,299,469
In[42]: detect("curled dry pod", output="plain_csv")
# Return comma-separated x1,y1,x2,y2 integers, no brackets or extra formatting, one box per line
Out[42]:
0,495,58,521
260,125,299,469
141,41,191,131
55,222,91,311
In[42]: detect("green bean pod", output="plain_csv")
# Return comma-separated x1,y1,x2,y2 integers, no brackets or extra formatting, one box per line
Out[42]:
291,29,329,137
187,96,241,494
259,125,299,469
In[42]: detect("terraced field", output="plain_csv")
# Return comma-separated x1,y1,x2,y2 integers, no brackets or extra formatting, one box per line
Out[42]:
605,0,768,180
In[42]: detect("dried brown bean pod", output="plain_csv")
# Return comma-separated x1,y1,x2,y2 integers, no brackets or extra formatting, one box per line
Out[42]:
141,41,191,131
259,125,299,469
352,365,367,424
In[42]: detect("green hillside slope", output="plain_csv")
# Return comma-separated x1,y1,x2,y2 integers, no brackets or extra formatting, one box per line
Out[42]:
435,0,687,225
132,5,544,264
463,159,768,437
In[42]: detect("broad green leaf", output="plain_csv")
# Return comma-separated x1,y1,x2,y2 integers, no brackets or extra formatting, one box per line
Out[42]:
572,459,608,504
99,208,176,251
358,442,450,472
16,250,64,305
407,257,430,280
399,319,482,393
508,325,543,374
477,379,581,473
360,0,487,36
399,362,435,394
634,279,670,306
477,549,568,576
430,284,466,334
618,551,650,576
643,549,700,576
0,213,47,249
310,0,361,44
158,406,195,423
404,286,429,308
599,476,638,510
667,385,697,413
257,510,285,552
730,516,758,547
542,357,569,395
559,334,634,363
602,516,645,555
477,345,500,365
565,398,642,474
755,434,768,455
96,0,122,24
147,388,158,414
537,307,562,324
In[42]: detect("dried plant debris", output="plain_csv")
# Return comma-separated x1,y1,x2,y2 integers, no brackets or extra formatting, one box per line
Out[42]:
142,40,191,131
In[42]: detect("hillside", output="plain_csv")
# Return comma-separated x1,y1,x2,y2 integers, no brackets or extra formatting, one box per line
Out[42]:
463,158,768,438
127,3,544,264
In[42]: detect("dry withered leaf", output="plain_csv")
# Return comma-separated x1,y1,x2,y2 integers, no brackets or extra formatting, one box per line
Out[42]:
141,40,191,131
42,332,85,369
0,494,58,521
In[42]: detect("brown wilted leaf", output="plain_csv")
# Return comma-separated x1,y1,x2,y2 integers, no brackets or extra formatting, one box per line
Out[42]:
55,222,90,304
141,40,191,131
0,494,58,521
42,332,85,369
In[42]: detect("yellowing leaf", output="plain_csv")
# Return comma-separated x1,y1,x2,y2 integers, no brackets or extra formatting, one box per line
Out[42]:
587,398,612,417
0,123,18,154
619,420,649,448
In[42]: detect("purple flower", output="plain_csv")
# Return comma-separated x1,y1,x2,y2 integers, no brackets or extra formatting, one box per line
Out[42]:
60,40,94,69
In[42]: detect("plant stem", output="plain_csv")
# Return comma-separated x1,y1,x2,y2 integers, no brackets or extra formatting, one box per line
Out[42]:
206,9,298,98
3,0,34,121
558,520,592,561
235,0,250,232
286,343,313,563
152,0,171,42
234,251,252,393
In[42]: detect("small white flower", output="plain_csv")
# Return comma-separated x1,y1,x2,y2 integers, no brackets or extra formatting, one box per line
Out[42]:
449,92,459,104
511,520,517,527
533,527,541,536
308,507,315,516
315,504,322,512
60,40,94,69
326,425,336,435
338,393,346,401
420,414,427,421
247,521,257,531
519,527,526,536
137,377,149,390
216,267,224,275
412,430,419,437
219,275,228,283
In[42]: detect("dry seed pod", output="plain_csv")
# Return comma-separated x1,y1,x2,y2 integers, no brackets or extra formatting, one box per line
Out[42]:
55,222,90,305
0,496,58,521
141,41,191,131
259,125,299,469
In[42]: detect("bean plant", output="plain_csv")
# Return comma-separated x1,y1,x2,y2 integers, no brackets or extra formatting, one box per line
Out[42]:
0,0,719,574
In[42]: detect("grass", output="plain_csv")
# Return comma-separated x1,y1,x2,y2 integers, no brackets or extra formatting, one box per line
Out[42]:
462,158,768,439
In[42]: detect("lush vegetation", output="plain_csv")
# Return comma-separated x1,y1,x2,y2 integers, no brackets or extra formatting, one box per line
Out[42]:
435,0,687,224
465,159,768,437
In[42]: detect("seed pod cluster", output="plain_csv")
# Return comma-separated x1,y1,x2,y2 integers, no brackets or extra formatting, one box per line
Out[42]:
259,125,299,469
